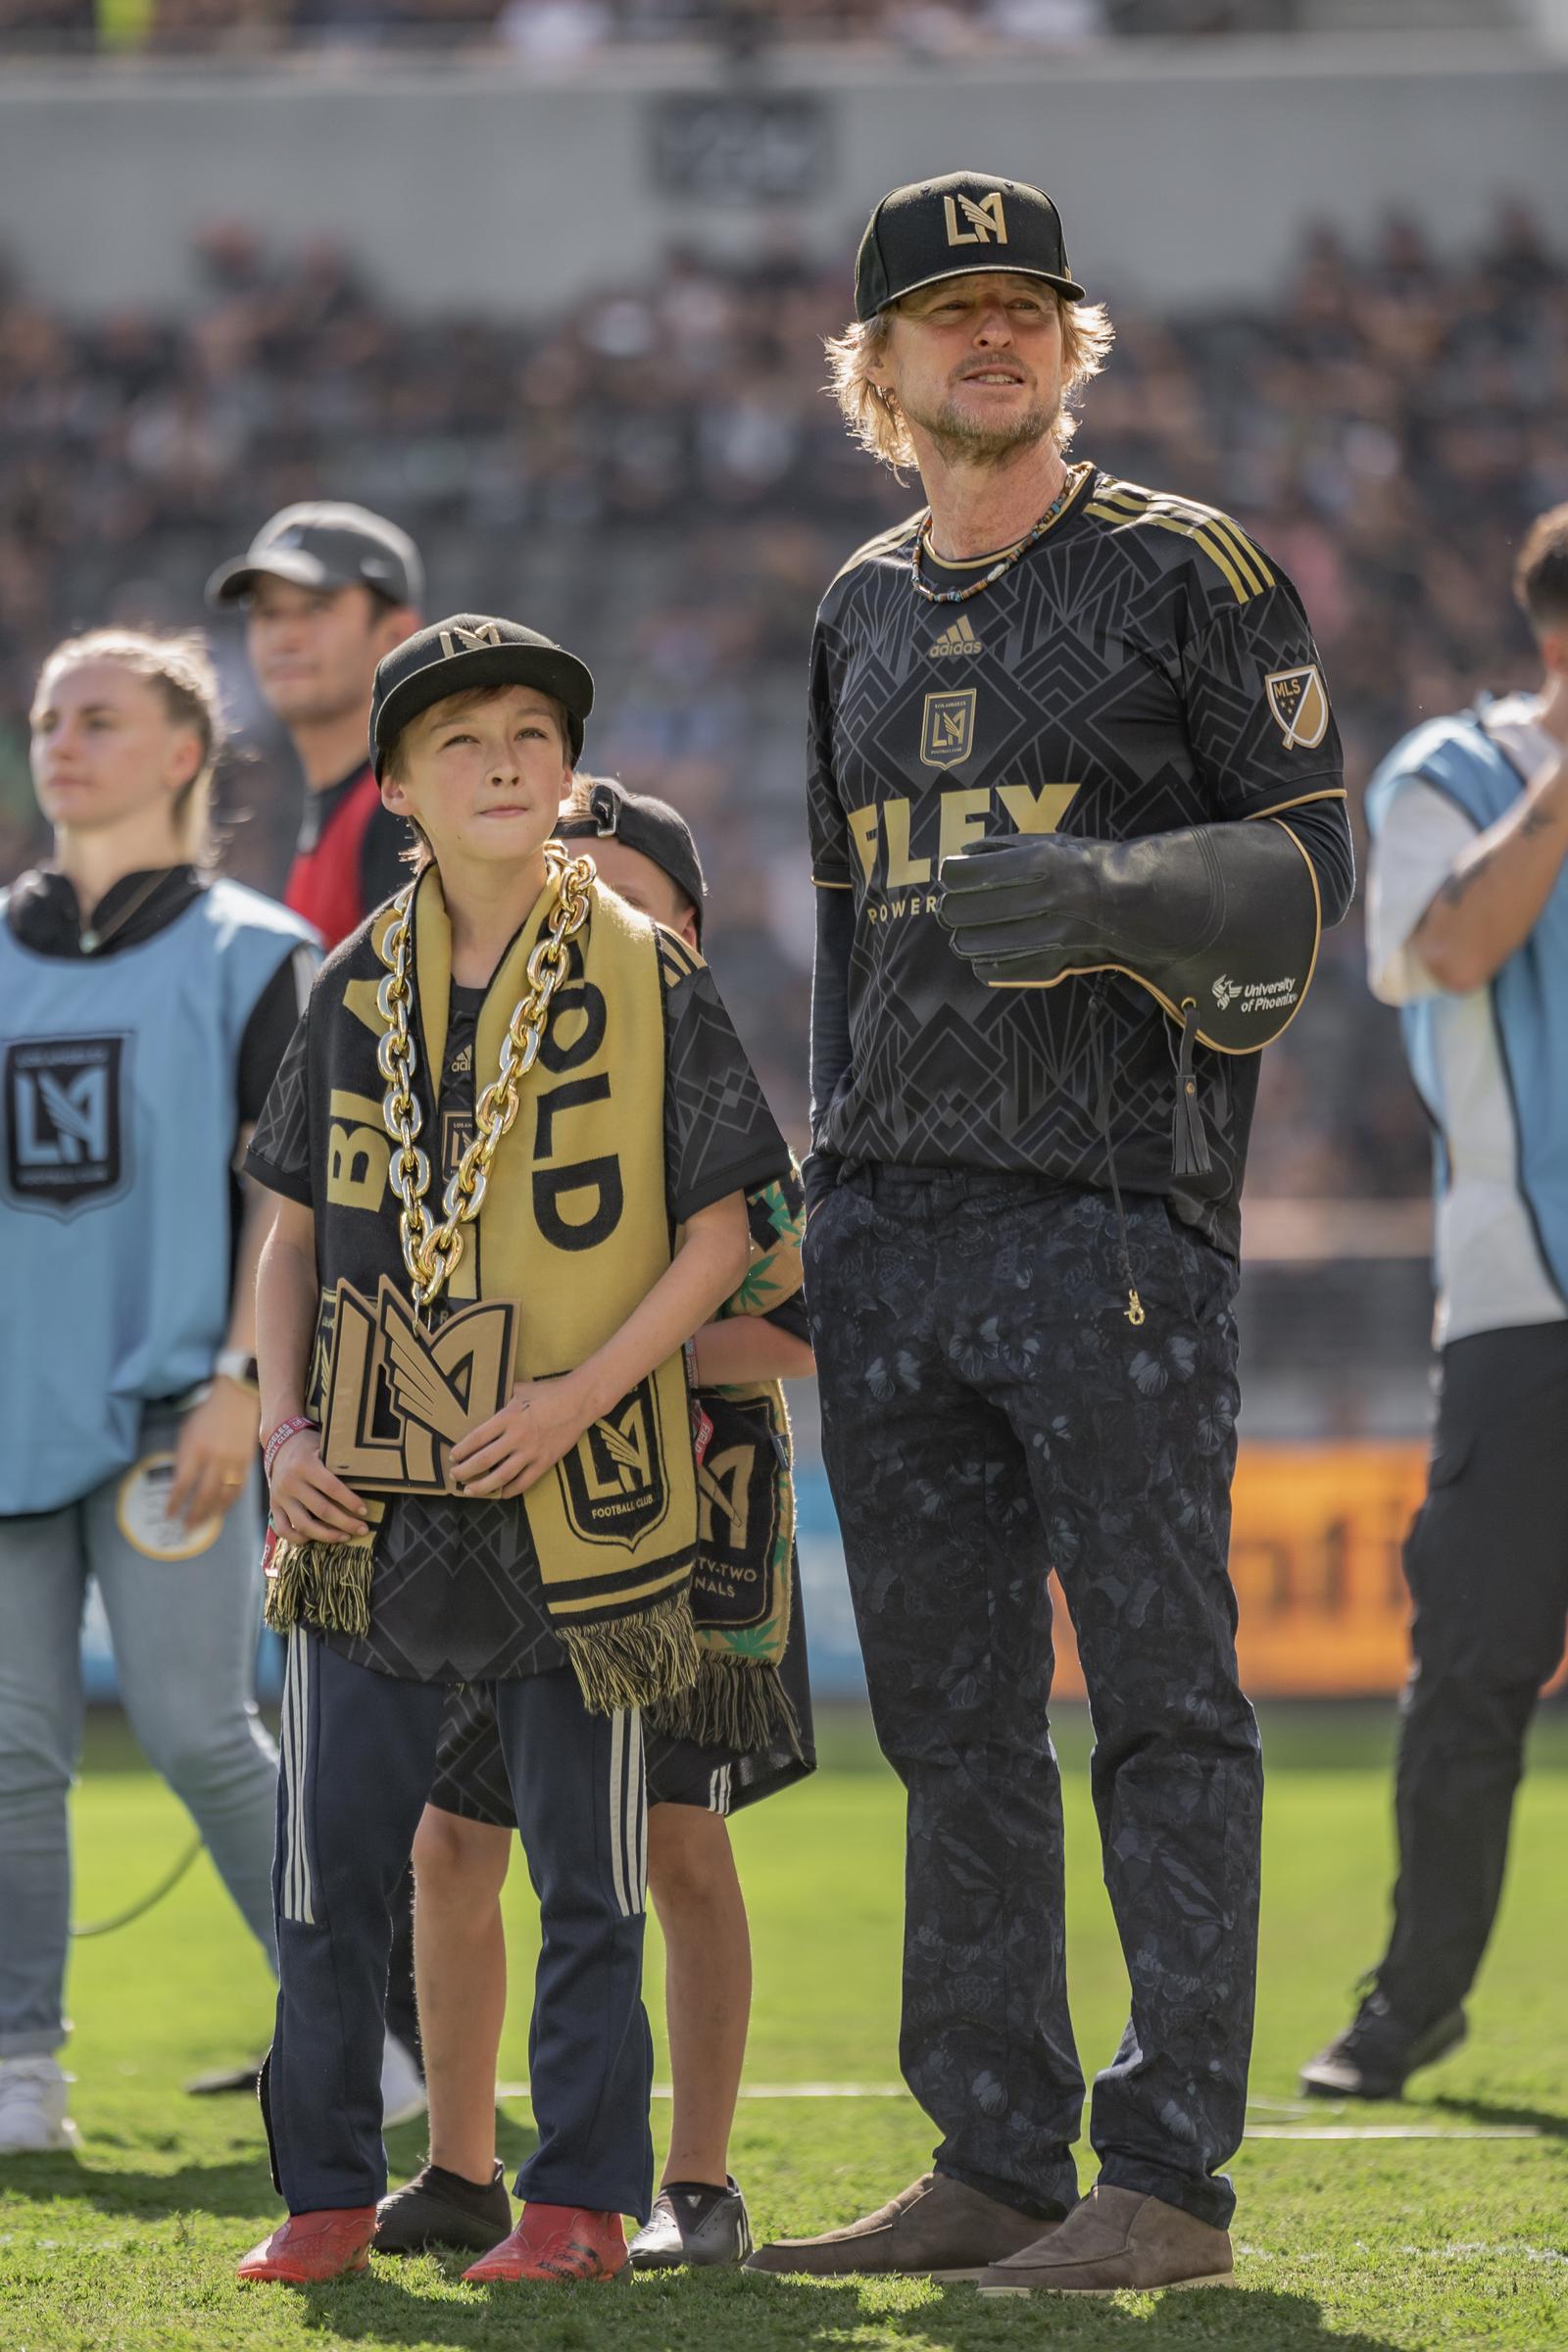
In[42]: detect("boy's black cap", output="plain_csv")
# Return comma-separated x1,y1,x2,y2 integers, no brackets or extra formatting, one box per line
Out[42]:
369,614,594,777
557,778,707,947
855,172,1085,321
207,501,423,610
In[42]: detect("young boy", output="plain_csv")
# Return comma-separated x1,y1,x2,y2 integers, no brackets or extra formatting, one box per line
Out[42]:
375,779,815,2271
236,619,790,2286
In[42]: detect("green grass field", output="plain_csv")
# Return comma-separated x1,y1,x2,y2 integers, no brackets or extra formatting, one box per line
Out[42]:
4,1704,1567,2352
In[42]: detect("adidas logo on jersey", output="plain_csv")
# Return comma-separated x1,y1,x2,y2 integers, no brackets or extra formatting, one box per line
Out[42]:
449,1044,472,1075
928,615,984,660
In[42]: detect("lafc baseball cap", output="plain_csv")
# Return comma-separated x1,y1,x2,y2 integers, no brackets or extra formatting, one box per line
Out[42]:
207,502,423,610
855,172,1085,320
557,777,708,944
369,614,594,776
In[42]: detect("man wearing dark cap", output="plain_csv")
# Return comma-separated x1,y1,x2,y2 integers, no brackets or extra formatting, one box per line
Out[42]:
208,502,423,949
198,504,427,2119
237,616,790,2284
749,172,1354,2293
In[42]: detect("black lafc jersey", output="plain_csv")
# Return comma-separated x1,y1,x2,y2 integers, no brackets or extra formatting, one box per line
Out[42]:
808,466,1346,1253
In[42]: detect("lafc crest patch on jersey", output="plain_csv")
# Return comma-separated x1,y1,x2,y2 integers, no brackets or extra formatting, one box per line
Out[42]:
320,1277,515,1493
4,1035,126,1214
1264,665,1330,752
921,688,977,768
559,1374,671,1548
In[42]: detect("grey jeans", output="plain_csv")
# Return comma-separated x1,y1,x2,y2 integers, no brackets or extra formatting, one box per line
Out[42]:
0,1409,279,2056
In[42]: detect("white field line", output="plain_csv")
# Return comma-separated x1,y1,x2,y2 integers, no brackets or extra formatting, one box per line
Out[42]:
1244,2125,1540,2140
493,2080,1542,2136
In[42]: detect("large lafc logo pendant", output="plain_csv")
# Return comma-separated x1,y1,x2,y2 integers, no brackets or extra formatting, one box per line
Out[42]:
320,1277,515,1494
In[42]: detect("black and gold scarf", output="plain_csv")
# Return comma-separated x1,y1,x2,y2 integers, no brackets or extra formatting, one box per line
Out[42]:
669,1166,806,1756
266,863,701,1718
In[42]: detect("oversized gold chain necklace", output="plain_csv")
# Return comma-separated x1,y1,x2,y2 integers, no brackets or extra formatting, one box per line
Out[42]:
374,843,595,1314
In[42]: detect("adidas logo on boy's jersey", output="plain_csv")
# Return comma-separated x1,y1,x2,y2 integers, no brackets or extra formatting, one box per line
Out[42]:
928,615,985,659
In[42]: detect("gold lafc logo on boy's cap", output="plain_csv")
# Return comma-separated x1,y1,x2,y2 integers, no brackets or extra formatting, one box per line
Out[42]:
945,191,1007,247
438,619,504,660
1264,664,1330,752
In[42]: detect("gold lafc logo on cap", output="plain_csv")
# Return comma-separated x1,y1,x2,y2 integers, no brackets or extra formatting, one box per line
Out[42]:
945,191,1007,248
438,620,503,660
1264,664,1330,752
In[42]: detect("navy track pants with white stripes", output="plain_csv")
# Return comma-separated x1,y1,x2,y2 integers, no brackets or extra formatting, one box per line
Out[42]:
266,1629,653,2219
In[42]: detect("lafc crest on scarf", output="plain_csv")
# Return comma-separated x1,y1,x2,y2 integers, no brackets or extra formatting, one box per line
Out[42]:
560,1373,671,1548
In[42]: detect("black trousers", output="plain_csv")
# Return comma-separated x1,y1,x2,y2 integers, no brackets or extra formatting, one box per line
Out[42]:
805,1167,1261,2231
1376,1322,1568,2026
264,1631,654,2219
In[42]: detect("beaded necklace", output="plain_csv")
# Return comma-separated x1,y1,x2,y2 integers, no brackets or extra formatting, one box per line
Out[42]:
909,461,1091,606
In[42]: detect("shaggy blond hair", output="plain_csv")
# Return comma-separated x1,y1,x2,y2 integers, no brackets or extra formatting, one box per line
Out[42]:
34,627,224,862
825,287,1114,474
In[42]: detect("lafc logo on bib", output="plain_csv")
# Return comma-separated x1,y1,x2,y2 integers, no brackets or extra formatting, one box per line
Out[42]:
921,689,977,769
945,191,1006,247
559,1375,670,1547
1264,664,1330,752
320,1277,515,1493
4,1036,125,1213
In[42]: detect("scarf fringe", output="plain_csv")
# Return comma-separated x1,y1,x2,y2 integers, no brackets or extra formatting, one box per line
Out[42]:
649,1654,803,1759
263,1537,374,1638
558,1591,703,1717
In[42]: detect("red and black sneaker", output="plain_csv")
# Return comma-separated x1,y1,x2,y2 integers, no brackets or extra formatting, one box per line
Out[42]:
237,2205,378,2283
463,2202,629,2284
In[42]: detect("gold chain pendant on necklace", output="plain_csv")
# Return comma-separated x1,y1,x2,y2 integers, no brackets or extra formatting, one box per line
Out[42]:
374,842,595,1314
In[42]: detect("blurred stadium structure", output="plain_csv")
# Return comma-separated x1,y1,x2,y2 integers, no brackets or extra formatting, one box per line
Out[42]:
6,8,1568,1692
0,3,1551,60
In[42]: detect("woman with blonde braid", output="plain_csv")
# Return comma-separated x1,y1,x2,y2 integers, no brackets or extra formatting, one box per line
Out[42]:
0,630,317,2152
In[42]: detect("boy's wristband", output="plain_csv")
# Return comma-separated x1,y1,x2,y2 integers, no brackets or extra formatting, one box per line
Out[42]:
265,1415,318,1482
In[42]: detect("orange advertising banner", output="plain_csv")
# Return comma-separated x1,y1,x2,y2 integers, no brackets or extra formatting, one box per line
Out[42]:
1048,1442,1567,1700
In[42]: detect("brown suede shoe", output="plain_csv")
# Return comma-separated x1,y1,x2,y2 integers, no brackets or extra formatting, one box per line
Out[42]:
746,2173,1050,2282
977,2183,1235,2295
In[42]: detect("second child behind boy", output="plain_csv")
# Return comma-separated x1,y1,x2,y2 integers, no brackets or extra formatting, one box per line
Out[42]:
236,617,791,2286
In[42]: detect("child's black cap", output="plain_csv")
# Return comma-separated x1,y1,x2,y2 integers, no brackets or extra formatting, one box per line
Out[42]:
370,614,593,777
557,779,708,947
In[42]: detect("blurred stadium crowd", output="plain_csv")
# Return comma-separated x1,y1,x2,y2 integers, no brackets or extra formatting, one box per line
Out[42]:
0,2,1313,60
0,205,1556,1185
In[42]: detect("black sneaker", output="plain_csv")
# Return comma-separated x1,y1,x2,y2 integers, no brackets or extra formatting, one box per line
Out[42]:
373,2160,513,2255
1299,1990,1467,2100
184,2053,267,2096
630,2178,753,2270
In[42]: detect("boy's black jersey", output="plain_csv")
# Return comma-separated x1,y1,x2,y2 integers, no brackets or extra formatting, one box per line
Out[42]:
808,466,1348,1253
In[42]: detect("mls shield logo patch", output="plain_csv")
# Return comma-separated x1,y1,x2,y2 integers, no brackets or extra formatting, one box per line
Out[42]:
1264,665,1330,752
921,688,977,769
5,1035,127,1213
560,1375,670,1549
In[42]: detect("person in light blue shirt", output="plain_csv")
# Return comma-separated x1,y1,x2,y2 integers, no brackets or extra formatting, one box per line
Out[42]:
1301,506,1568,2101
0,628,316,2155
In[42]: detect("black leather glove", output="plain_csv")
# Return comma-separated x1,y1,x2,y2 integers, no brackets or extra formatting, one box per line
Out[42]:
936,819,1320,1053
